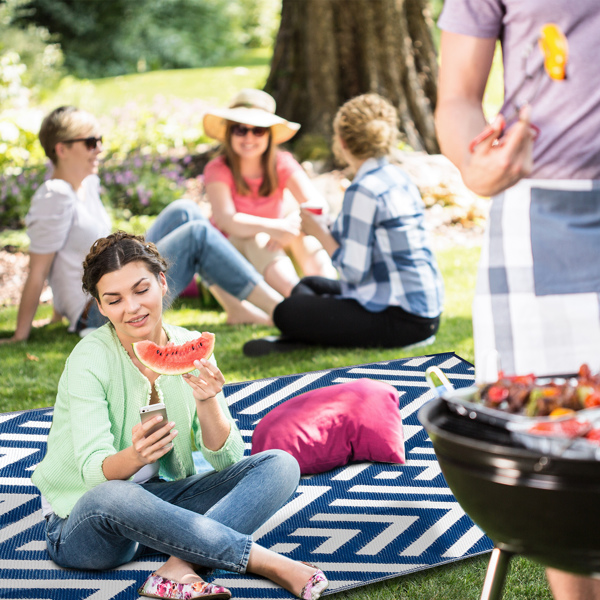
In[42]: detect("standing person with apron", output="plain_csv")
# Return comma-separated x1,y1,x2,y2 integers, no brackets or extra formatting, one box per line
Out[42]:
435,1,600,598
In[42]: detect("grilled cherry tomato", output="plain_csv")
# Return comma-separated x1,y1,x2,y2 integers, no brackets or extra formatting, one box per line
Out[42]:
584,390,600,408
529,418,590,438
585,429,600,445
486,385,509,404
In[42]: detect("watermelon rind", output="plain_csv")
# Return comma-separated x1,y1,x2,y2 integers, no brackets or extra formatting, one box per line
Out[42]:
132,333,215,375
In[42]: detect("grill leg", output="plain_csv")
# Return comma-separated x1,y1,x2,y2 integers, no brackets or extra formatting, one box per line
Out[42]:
480,547,513,600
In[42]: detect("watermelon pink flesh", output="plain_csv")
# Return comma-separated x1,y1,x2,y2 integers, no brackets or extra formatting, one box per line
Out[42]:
132,332,215,375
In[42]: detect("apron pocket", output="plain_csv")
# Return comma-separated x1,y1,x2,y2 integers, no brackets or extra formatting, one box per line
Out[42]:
530,187,600,295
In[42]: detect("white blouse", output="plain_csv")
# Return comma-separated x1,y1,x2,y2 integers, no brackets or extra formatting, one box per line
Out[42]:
25,176,111,331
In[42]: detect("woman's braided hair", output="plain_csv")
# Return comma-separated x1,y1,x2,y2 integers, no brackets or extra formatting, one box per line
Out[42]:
82,231,168,301
333,93,398,160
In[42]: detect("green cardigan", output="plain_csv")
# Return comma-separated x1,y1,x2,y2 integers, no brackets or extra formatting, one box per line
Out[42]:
32,322,245,518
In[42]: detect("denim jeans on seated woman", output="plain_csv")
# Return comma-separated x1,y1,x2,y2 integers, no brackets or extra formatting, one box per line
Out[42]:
44,450,299,571
82,199,262,329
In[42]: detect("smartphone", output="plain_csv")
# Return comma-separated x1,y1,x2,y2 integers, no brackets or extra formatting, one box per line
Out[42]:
140,403,169,439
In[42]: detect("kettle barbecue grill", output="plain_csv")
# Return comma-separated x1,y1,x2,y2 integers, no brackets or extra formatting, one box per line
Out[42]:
419,396,600,600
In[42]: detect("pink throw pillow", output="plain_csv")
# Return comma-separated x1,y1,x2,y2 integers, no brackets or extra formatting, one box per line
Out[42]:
251,378,405,474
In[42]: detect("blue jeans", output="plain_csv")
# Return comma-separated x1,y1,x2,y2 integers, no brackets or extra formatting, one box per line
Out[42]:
82,200,262,329
44,450,300,572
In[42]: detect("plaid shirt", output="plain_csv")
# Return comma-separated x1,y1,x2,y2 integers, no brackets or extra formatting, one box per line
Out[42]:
330,157,444,317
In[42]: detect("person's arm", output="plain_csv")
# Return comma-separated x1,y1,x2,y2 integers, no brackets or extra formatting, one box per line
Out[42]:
206,181,300,245
435,31,534,197
0,252,55,344
285,169,328,210
102,417,177,481
183,358,231,451
329,186,376,284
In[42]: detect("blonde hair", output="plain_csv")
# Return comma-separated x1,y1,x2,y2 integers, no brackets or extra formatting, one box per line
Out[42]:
39,106,100,165
220,121,279,197
333,94,398,161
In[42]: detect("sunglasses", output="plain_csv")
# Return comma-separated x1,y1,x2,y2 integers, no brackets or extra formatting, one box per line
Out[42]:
61,136,103,150
231,124,268,137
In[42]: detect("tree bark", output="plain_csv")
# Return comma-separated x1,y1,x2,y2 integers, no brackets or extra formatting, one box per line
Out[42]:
265,0,439,154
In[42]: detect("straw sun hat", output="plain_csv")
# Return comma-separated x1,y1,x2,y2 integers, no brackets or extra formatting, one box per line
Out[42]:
202,89,300,145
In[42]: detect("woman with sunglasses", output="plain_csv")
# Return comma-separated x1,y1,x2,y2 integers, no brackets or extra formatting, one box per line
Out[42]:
32,231,328,600
1,105,284,344
203,89,335,298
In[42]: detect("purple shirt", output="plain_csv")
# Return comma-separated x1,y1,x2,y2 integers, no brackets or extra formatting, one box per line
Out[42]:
438,0,600,180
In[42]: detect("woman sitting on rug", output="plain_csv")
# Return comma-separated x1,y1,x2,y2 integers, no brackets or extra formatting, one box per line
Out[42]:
31,231,328,600
243,94,444,356
0,105,283,346
203,89,336,298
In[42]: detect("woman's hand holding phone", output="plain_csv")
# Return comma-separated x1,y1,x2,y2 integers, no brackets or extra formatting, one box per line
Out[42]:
132,405,178,465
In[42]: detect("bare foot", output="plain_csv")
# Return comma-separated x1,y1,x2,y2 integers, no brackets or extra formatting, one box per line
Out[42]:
32,317,52,328
210,285,274,325
225,300,272,325
155,556,204,584
32,309,63,328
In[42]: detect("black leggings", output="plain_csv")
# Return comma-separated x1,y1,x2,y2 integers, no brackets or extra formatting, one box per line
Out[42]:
273,276,440,348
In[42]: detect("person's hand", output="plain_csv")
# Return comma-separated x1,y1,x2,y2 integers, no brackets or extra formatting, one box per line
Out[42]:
131,417,177,465
267,214,301,247
183,358,225,402
300,207,329,238
265,237,284,252
463,105,535,197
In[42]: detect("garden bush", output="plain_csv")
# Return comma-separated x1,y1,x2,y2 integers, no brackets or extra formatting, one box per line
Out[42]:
0,1,64,107
0,162,47,228
13,0,279,79
100,150,190,217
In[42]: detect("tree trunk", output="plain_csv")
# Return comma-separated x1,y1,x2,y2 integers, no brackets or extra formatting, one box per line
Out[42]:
265,0,439,154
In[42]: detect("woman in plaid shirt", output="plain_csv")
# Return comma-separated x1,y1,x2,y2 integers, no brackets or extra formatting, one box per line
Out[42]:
244,94,444,356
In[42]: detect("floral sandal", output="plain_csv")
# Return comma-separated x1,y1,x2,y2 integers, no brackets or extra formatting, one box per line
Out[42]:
298,562,328,600
138,573,231,600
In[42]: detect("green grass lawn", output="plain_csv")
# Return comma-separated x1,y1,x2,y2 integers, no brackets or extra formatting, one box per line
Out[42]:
41,49,272,117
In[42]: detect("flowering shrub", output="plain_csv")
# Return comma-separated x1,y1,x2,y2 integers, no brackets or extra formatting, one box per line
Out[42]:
100,97,209,157
0,162,48,227
100,150,190,216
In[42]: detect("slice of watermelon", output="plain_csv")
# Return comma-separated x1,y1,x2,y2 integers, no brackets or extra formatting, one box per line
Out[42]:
132,332,215,375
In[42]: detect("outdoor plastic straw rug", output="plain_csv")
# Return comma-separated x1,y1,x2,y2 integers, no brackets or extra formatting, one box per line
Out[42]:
0,352,493,599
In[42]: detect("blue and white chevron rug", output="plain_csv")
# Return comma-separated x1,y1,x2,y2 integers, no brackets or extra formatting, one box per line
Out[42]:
0,352,493,599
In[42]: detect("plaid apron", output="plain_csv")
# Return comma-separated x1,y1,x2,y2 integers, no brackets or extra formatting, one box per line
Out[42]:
473,179,600,380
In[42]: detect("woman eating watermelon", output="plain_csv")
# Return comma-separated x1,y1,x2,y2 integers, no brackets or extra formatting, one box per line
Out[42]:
31,231,328,600
244,94,444,356
0,105,284,347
